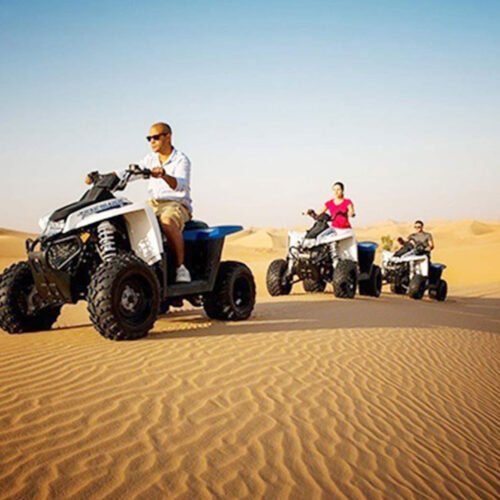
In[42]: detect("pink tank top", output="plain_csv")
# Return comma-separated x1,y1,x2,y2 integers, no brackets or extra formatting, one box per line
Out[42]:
325,198,352,229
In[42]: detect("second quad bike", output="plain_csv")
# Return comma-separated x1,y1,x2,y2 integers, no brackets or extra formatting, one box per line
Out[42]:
381,242,448,301
0,165,256,340
266,212,382,298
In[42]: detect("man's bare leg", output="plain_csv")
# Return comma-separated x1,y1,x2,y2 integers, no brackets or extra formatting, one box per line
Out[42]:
159,217,184,266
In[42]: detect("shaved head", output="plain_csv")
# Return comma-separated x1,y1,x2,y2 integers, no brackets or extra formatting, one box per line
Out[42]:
147,122,173,154
150,122,172,135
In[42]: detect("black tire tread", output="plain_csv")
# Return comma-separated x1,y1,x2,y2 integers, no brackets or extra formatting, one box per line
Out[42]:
0,261,61,333
333,260,357,299
87,253,160,340
204,261,256,321
359,265,382,297
302,278,326,293
408,274,426,300
434,279,448,301
266,259,292,296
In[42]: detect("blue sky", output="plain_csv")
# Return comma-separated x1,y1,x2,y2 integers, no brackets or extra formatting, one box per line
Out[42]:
1,0,499,230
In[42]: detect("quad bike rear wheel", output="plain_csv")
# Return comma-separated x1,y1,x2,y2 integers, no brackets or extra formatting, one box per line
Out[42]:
429,279,448,302
0,262,62,333
302,278,326,293
408,274,426,300
390,271,408,294
204,261,256,320
359,265,382,297
87,253,160,340
266,259,292,296
333,260,357,299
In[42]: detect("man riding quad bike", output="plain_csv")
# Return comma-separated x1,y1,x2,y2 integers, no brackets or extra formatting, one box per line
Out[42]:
381,240,448,301
0,165,256,340
266,211,382,298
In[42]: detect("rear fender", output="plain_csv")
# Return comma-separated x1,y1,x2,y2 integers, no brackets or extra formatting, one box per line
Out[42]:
357,241,378,273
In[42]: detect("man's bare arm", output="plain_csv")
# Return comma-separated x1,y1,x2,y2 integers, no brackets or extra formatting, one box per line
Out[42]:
151,167,178,189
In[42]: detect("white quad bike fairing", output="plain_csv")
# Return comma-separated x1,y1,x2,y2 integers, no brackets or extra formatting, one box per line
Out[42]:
43,197,164,266
288,227,358,261
382,250,429,278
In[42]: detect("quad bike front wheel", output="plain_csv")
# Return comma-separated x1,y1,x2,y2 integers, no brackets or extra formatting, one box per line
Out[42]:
429,279,448,302
0,261,62,333
390,271,408,295
204,261,256,320
302,278,326,293
333,260,357,299
359,265,382,297
266,259,292,296
408,274,426,300
87,254,160,340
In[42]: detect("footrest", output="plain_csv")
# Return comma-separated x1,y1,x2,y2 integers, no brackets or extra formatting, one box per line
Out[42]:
166,280,212,297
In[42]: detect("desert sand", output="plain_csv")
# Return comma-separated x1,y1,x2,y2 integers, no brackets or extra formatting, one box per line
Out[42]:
0,221,499,499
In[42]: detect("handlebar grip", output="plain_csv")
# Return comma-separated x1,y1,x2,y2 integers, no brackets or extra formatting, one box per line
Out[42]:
86,171,99,184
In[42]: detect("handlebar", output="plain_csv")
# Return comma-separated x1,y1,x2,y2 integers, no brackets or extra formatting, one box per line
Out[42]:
304,210,347,222
126,164,151,179
85,164,151,191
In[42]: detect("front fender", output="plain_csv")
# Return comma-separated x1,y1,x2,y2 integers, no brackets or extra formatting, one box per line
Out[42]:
65,202,163,265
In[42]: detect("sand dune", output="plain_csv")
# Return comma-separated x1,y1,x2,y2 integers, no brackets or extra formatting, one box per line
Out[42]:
0,221,499,498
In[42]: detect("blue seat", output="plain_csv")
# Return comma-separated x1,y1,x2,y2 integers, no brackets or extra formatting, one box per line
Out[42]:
431,263,446,270
183,225,243,241
184,220,209,230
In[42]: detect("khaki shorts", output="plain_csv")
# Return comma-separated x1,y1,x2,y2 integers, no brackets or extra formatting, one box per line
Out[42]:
148,200,191,231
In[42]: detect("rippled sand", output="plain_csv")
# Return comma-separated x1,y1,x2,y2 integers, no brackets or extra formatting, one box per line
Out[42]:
1,223,499,498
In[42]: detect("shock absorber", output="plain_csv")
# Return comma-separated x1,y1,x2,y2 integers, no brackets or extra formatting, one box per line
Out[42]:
97,221,117,262
329,242,338,267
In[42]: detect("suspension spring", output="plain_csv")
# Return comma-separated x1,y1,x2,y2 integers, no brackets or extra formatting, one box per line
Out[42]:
329,242,338,265
97,221,117,262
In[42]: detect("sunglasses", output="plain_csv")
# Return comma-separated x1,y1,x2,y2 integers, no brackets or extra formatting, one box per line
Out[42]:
414,225,423,229
146,133,168,142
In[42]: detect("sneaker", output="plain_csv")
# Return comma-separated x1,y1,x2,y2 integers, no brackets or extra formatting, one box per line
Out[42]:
176,265,191,283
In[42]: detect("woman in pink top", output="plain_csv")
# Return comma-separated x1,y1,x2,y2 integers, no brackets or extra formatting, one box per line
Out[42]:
307,181,356,228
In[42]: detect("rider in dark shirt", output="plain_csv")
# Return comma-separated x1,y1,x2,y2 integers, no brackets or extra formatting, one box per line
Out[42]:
408,220,434,252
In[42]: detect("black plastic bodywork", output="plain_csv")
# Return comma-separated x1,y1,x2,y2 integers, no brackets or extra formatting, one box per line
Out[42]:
357,244,377,281
164,236,224,298
50,174,119,221
291,245,333,283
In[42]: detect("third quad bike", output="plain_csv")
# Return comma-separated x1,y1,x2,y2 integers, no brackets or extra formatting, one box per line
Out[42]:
0,165,256,340
381,242,448,301
266,212,382,298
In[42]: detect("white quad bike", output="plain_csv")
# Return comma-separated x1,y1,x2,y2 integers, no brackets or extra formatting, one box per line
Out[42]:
381,242,448,301
266,212,382,298
0,165,256,340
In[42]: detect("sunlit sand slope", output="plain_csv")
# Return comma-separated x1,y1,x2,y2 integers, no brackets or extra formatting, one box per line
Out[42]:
0,223,499,497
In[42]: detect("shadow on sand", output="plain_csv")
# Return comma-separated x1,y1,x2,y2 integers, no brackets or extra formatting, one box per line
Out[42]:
146,293,500,340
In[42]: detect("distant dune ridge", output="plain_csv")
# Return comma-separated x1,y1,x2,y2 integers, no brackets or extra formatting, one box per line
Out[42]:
0,220,499,498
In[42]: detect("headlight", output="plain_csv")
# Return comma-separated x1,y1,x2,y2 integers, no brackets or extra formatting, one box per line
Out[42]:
42,220,65,237
38,214,50,231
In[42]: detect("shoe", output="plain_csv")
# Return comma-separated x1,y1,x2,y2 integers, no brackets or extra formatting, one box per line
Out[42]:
176,265,191,283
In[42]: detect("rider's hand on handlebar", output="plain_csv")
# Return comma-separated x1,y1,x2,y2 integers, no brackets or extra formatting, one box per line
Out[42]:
151,167,165,178
84,171,99,185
